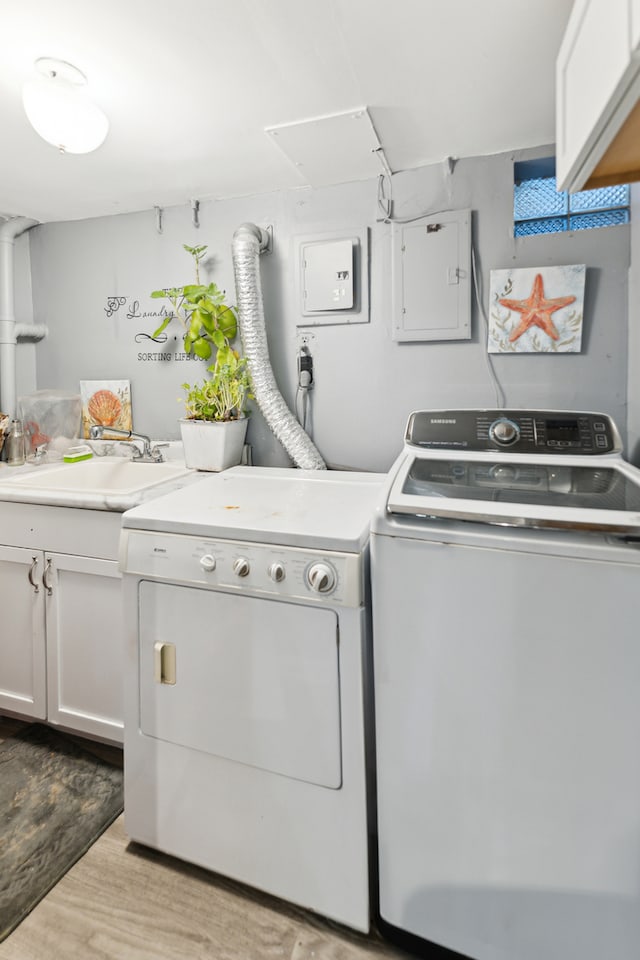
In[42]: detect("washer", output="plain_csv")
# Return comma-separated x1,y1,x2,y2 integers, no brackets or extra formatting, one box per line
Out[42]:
120,466,384,932
371,410,640,960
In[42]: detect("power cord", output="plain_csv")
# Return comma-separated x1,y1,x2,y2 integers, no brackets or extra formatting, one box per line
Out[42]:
376,167,507,408
296,346,314,432
471,245,506,409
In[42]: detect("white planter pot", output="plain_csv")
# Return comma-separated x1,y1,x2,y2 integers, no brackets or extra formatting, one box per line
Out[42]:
179,417,248,472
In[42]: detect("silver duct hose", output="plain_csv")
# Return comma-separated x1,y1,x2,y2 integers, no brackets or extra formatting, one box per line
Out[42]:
232,222,326,470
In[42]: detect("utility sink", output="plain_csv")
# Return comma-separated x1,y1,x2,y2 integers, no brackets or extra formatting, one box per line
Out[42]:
9,458,190,493
0,456,194,511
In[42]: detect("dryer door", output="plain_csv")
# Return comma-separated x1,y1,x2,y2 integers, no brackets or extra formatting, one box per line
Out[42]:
138,581,342,788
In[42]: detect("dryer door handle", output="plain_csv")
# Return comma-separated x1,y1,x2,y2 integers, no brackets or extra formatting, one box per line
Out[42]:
154,642,176,685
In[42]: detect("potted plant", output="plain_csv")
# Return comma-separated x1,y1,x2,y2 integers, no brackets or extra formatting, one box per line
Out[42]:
180,351,252,471
150,244,252,471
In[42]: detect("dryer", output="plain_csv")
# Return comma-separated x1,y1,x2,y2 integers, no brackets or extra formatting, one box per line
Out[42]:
372,410,640,960
120,466,384,932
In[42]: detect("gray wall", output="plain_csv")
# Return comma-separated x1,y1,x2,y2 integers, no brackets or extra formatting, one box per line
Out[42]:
27,146,630,472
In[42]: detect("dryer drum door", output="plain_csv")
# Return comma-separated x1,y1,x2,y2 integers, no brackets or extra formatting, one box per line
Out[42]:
138,581,342,788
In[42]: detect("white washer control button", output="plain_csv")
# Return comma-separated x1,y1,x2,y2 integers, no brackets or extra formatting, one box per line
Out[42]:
268,562,286,583
233,557,251,577
307,562,336,594
199,554,216,572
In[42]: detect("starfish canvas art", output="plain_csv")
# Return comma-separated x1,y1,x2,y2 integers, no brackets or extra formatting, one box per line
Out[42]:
488,265,585,353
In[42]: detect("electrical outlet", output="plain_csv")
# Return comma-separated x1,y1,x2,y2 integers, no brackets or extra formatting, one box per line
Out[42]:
297,330,316,348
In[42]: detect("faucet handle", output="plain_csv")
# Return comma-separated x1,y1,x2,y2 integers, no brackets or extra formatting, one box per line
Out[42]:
149,444,165,462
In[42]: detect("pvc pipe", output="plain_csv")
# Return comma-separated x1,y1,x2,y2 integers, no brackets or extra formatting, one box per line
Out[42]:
0,217,38,417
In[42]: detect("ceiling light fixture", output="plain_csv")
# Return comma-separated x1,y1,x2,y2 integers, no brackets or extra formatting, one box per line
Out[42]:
22,57,109,154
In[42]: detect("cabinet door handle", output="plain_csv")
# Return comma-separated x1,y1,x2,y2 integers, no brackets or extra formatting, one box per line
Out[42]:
154,642,176,685
42,558,53,597
28,556,39,594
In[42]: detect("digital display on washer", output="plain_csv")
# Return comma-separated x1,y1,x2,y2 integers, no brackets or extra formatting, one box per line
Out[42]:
545,418,580,442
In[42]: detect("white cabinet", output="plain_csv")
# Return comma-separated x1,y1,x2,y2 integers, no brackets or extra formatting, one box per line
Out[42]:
557,0,640,191
0,545,46,719
46,553,123,741
632,0,640,52
0,502,123,743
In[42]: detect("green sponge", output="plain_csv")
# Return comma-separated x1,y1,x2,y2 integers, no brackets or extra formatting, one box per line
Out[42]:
63,445,93,463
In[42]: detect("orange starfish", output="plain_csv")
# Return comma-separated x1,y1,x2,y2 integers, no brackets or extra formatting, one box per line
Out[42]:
499,273,576,343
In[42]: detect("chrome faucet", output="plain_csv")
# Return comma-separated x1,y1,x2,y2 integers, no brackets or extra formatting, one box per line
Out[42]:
89,425,164,462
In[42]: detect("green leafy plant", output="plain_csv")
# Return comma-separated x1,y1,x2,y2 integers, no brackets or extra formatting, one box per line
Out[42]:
182,353,252,422
151,242,253,423
150,244,237,361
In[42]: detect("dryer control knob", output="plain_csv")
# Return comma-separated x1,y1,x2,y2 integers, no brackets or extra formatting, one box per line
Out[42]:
268,562,286,583
489,418,520,446
233,557,251,577
199,554,216,573
307,562,336,594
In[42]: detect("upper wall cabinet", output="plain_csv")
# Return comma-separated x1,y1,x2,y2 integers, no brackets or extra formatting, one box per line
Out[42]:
557,0,640,192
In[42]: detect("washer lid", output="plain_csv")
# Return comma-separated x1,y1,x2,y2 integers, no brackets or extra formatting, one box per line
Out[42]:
386,453,640,533
122,466,385,552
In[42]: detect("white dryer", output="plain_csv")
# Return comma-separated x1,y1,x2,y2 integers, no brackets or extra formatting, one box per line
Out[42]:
372,410,640,960
120,466,384,933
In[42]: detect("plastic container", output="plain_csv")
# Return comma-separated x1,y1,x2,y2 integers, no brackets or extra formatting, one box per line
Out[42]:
18,390,81,458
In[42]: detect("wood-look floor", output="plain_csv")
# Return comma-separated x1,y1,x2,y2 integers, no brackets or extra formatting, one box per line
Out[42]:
0,720,410,960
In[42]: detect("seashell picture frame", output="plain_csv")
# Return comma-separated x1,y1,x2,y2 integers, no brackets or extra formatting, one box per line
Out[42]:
80,380,132,439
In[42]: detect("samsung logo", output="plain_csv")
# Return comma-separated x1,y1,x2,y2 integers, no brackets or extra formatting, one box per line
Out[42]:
430,418,457,424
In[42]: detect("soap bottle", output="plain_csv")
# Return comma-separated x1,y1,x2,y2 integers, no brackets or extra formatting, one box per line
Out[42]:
6,419,25,466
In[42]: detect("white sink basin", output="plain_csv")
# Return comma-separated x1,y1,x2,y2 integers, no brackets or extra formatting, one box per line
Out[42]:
5,457,191,494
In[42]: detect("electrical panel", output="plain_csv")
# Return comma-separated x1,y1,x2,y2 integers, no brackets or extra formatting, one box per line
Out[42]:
392,208,472,342
294,228,369,326
302,239,354,312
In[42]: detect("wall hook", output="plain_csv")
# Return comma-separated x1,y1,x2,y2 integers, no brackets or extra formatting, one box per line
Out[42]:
154,205,163,234
191,198,200,229
372,146,393,178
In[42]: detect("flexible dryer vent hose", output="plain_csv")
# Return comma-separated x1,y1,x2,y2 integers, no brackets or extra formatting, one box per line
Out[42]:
231,223,326,470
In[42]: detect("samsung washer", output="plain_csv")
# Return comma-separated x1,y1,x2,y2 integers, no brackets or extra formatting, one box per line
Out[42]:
371,410,640,960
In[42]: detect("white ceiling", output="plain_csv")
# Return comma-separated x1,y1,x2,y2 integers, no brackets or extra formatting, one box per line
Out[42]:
0,0,574,224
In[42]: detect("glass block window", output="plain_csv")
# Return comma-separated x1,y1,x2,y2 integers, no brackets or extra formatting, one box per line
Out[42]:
514,160,629,237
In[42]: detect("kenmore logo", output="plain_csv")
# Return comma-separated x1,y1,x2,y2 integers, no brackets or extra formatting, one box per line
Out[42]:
430,418,456,424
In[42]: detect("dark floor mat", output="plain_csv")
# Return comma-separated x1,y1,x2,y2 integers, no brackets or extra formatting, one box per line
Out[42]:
0,723,123,942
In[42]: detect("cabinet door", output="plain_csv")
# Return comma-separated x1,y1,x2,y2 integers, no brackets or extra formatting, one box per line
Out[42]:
632,0,640,53
0,546,46,719
45,553,123,743
556,0,636,190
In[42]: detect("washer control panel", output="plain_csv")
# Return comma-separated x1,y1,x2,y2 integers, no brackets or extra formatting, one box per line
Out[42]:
406,410,620,455
122,531,365,608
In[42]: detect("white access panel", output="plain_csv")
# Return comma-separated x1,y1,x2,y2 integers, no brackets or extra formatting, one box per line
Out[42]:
294,229,369,326
392,208,471,341
302,239,354,311
265,108,383,187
